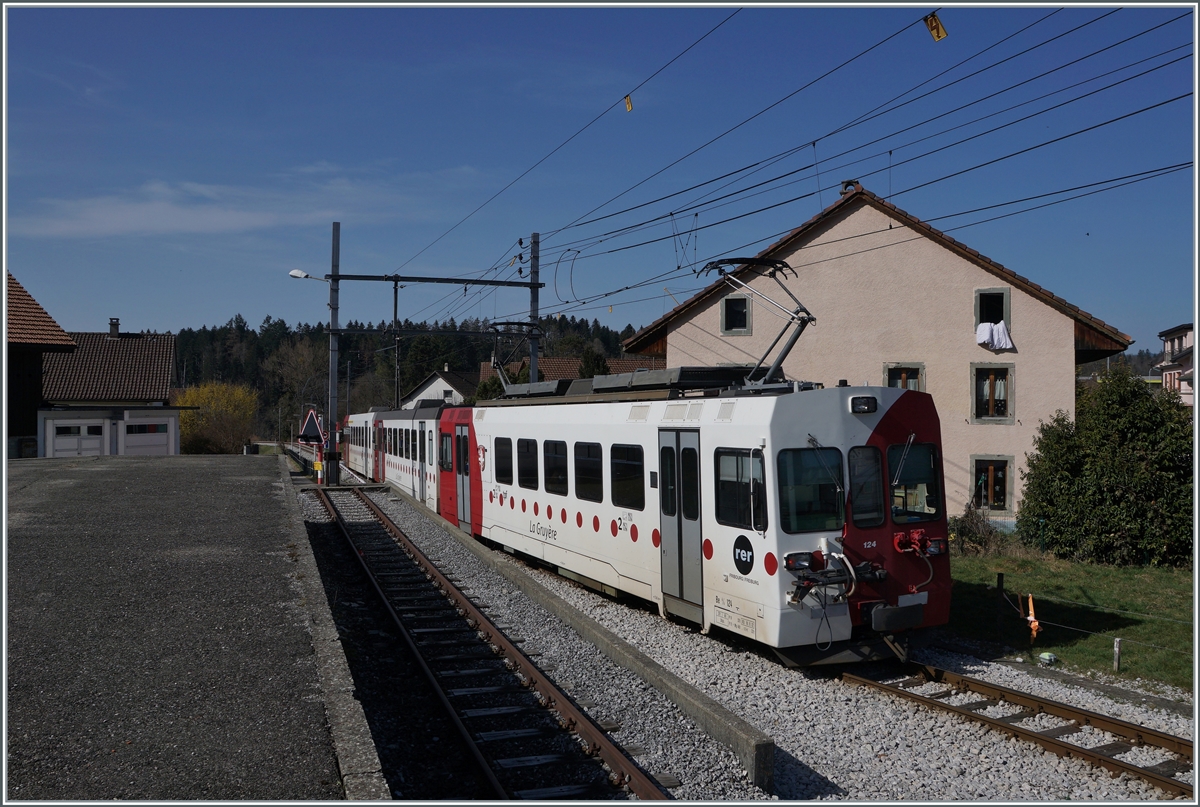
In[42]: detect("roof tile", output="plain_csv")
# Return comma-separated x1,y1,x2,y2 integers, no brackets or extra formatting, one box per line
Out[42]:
7,272,75,348
42,331,176,403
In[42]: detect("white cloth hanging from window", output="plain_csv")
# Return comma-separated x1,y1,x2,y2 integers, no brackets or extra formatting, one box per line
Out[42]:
976,320,1013,350
991,320,1014,350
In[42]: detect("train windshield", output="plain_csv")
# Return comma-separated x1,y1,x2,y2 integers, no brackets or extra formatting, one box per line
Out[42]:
776,448,844,533
887,442,942,523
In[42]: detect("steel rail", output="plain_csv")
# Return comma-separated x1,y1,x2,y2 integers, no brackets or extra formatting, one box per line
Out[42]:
842,663,1192,798
348,488,669,800
313,488,509,799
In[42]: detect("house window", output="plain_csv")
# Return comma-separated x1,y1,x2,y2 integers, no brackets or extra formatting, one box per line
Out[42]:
544,440,568,496
443,389,453,401
886,365,923,391
973,365,1013,422
126,423,168,434
574,442,603,502
495,438,514,485
975,288,1011,330
972,456,1011,512
517,438,539,490
721,295,751,335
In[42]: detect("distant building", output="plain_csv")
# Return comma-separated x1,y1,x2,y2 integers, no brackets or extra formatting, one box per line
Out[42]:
622,182,1130,519
7,272,76,458
38,318,183,456
1155,323,1192,406
400,365,480,409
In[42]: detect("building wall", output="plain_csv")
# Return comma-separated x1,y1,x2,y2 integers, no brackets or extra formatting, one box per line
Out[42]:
38,410,180,457
665,203,1077,516
402,378,461,409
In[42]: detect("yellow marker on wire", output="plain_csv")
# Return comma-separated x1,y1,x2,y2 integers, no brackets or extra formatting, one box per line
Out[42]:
624,95,633,112
1026,594,1041,641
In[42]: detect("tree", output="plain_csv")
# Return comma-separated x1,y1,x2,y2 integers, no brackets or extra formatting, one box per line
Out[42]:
578,345,610,378
1017,364,1192,567
177,382,260,453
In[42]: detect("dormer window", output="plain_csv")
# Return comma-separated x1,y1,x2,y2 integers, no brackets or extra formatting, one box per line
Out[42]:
721,295,751,336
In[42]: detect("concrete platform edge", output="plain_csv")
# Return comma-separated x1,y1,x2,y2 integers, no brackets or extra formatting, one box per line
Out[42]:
281,458,391,800
383,487,776,793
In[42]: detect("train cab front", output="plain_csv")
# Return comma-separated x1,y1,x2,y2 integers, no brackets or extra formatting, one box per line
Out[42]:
774,390,952,667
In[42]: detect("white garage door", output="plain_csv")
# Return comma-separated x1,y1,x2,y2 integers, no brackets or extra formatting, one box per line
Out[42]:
52,423,104,456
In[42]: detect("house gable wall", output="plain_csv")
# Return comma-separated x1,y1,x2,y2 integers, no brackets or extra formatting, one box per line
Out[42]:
666,203,1076,514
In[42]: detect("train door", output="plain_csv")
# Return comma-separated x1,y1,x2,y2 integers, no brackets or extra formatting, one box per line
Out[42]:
417,423,427,503
455,423,471,528
659,429,703,624
374,421,385,482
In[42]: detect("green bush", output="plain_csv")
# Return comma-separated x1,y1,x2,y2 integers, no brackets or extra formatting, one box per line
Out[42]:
1017,364,1192,567
948,503,1005,555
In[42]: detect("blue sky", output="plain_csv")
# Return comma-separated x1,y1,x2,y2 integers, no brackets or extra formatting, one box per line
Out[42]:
5,5,1195,354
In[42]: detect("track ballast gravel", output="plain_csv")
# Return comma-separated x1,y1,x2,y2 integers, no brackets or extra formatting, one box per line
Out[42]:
364,491,1192,801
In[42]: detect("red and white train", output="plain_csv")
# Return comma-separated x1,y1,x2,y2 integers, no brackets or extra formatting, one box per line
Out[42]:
343,366,951,665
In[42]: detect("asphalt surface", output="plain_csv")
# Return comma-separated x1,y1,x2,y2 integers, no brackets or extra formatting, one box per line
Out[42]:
7,455,346,800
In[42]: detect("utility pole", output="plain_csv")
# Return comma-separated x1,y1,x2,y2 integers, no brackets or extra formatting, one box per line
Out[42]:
529,232,540,382
393,279,400,408
327,223,341,485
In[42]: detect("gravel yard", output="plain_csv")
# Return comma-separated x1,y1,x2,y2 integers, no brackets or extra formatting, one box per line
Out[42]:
357,490,1192,800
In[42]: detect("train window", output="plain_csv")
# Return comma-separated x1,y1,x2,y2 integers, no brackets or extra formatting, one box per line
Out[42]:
715,448,766,531
544,441,568,496
659,446,677,517
848,446,885,528
495,438,514,485
574,442,603,502
776,448,843,534
680,447,699,520
517,439,539,490
439,433,453,471
888,442,942,523
419,429,426,463
611,444,645,511
406,428,412,459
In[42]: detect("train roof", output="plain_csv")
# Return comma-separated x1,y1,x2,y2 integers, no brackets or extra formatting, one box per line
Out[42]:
481,365,821,408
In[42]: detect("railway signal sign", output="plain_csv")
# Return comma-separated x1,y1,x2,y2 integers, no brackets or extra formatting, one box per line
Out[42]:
298,409,325,444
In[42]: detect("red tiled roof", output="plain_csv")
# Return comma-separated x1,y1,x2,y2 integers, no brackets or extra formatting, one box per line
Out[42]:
624,183,1132,355
478,355,666,382
42,331,176,404
7,272,76,350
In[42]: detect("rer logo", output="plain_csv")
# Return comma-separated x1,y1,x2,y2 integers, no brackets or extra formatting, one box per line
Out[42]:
733,534,754,575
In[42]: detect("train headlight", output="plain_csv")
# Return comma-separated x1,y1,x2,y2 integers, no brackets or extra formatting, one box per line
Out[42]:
850,396,877,414
784,550,825,573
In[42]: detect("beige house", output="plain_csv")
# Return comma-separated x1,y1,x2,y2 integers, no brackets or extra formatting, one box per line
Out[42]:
623,182,1130,522
1155,323,1192,406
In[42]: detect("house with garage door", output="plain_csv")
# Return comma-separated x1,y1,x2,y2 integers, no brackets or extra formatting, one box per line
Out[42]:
622,181,1131,524
38,318,184,457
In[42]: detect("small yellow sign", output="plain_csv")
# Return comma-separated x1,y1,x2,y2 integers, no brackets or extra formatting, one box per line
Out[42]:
313,461,323,471
925,13,947,41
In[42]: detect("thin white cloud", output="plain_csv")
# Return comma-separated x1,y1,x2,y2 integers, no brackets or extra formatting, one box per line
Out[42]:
8,168,491,238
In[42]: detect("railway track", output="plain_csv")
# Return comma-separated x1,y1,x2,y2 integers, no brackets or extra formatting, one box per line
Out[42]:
842,663,1193,798
312,486,668,800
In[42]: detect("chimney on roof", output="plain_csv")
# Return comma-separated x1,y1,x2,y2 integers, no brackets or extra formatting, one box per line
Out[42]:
840,180,860,196
444,363,449,373
109,318,120,339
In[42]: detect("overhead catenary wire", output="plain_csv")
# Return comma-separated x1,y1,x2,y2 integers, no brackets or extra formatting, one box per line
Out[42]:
536,42,1192,264
390,9,742,274
486,161,1189,324
543,9,932,244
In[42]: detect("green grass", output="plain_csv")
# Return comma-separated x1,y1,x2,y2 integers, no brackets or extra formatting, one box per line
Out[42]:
946,552,1194,694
